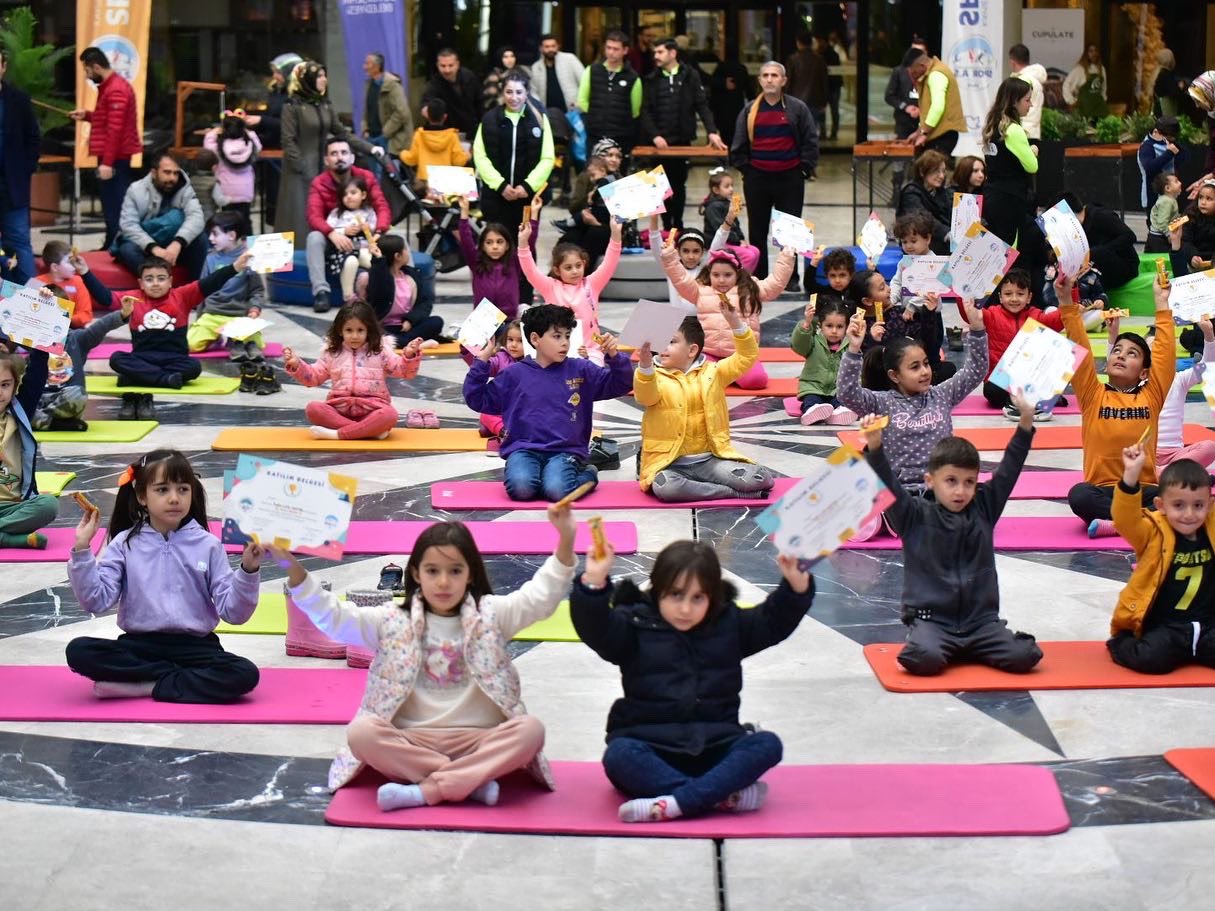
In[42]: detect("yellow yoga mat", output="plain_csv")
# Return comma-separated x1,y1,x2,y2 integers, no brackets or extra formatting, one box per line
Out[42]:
34,471,76,496
211,427,488,452
34,420,158,443
86,375,240,396
420,342,462,357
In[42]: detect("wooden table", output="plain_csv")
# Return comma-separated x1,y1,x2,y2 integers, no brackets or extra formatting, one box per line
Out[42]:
851,141,915,235
1063,143,1139,219
631,145,728,159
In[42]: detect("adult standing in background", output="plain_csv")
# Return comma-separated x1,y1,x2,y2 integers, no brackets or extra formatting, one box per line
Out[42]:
640,38,724,230
70,47,140,252
0,49,41,283
531,35,584,114
729,61,818,291
785,30,829,163
1063,45,1108,121
815,35,843,142
276,61,381,245
421,49,482,140
1152,49,1186,119
578,31,643,159
1186,71,1215,199
1008,44,1046,141
905,48,966,157
482,46,518,111
362,53,413,159
885,43,927,140
981,79,1043,282
709,52,752,148
246,53,301,227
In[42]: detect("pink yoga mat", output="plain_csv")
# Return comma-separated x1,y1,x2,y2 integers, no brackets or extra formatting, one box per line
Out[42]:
0,527,105,562
431,478,801,511
954,395,1081,416
324,761,1069,838
209,520,639,555
0,665,365,723
88,342,284,361
843,516,1129,551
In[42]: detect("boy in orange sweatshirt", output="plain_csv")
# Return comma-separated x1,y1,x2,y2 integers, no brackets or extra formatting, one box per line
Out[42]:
399,99,470,195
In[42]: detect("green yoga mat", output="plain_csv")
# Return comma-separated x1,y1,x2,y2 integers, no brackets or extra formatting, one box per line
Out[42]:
34,471,76,496
217,593,583,641
34,420,158,443
85,375,240,396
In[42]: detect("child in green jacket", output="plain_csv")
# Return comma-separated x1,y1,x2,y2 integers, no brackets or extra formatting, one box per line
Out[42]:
790,298,856,425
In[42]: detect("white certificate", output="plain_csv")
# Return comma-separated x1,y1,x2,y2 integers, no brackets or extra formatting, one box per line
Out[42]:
857,214,888,262
755,447,894,563
222,455,357,560
1168,270,1215,324
769,210,816,255
457,298,507,354
426,165,479,198
219,317,271,341
0,281,72,355
950,192,982,252
649,164,673,200
599,172,666,221
900,254,952,294
618,299,696,349
943,222,1018,300
1037,199,1090,278
988,318,1088,405
246,232,295,274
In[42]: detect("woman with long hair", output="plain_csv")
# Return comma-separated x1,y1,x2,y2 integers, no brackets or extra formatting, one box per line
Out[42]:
981,77,1044,286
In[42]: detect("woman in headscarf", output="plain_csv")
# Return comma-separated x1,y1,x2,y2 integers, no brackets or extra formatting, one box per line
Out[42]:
1152,49,1186,118
482,46,518,111
1186,71,1215,200
275,60,380,243
245,52,300,225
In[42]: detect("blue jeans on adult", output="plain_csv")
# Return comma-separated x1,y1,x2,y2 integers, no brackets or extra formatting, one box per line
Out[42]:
0,182,35,283
503,449,597,502
115,232,208,281
98,160,132,248
602,731,783,817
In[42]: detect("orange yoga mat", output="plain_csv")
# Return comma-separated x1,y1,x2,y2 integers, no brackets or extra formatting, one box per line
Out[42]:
864,641,1215,692
758,348,805,363
211,427,488,452
838,423,1215,452
725,377,798,397
420,342,462,357
1163,748,1215,802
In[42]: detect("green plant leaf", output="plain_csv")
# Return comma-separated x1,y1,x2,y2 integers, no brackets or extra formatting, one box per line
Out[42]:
0,6,74,133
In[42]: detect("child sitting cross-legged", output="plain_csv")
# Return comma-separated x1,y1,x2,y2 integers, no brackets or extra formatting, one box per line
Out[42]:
636,310,775,502
463,304,633,501
805,246,859,309
571,538,814,822
790,298,856,426
1108,445,1215,673
859,402,1044,676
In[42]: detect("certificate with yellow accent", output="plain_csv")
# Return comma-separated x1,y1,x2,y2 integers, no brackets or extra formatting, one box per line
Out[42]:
989,317,1088,406
942,222,1018,300
754,447,893,564
246,232,295,274
1168,269,1215,324
221,455,357,559
0,281,73,355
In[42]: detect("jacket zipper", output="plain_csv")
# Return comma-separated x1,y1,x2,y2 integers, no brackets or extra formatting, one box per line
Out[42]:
509,115,518,185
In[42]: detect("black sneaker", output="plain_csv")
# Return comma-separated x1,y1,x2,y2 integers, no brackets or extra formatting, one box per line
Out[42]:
784,277,801,294
239,363,260,393
313,289,331,313
135,394,155,421
118,393,138,420
255,363,282,395
377,562,404,591
947,327,964,351
49,416,89,432
163,373,184,389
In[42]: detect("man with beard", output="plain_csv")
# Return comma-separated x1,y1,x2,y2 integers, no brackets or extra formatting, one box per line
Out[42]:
71,47,141,250
113,153,207,281
304,137,391,312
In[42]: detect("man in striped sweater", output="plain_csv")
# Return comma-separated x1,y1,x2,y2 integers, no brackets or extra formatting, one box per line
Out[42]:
728,62,819,292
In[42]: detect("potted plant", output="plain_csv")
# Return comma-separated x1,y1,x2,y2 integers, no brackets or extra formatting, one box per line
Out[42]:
0,7,74,226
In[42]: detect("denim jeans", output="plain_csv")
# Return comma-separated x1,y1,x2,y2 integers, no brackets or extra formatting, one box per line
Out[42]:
503,450,597,502
115,232,208,282
0,183,34,283
602,731,783,817
98,159,132,247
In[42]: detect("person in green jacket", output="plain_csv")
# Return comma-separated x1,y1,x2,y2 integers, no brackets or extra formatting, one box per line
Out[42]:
790,298,856,426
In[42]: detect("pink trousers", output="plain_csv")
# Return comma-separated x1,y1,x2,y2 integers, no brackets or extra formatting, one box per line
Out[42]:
1156,441,1215,471
305,400,398,440
347,714,545,804
705,353,769,390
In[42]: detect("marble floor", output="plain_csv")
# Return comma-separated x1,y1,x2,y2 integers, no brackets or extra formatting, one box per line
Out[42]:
1,159,1204,910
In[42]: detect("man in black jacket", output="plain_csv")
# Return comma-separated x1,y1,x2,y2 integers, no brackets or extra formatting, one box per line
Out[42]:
785,30,829,154
1058,192,1138,290
420,49,481,140
0,49,41,283
579,31,643,159
640,38,725,230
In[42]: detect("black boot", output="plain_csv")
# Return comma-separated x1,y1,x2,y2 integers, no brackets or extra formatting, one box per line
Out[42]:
239,362,260,393
255,363,282,395
377,562,404,591
135,394,156,421
118,393,138,420
313,289,331,313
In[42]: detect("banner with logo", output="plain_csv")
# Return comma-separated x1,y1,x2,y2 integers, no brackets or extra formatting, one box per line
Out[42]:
1021,9,1085,77
941,0,1004,158
74,0,151,168
336,0,407,135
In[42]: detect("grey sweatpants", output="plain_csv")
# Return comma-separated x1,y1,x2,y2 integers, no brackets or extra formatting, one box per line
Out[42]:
306,230,331,294
651,456,774,503
897,618,1042,676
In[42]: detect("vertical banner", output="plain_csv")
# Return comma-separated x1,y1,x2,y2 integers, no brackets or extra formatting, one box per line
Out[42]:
941,0,1004,158
73,0,151,168
337,0,407,134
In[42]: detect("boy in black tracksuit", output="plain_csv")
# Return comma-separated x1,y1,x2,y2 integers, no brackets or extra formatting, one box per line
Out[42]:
861,397,1044,676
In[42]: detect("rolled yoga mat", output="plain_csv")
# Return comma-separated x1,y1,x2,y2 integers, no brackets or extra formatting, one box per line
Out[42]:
0,665,364,723
842,516,1131,551
34,420,157,443
209,519,639,556
838,423,1215,452
1163,748,1215,802
0,528,105,562
864,641,1215,692
86,375,241,395
324,761,1070,838
211,427,489,452
87,342,285,360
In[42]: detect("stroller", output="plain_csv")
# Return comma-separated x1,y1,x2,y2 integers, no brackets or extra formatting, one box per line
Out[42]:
379,157,469,274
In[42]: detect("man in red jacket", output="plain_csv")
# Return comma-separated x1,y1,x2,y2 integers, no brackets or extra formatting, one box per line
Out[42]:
304,136,391,312
70,47,141,250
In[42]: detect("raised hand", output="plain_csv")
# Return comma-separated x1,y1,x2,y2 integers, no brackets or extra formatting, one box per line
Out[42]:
267,545,307,587
1122,443,1147,486
241,541,267,573
870,322,887,342
776,553,811,594
458,195,470,219
518,219,532,244
859,412,885,450
73,503,100,552
965,300,985,332
846,311,867,352
234,249,253,272
802,300,816,328
1009,387,1035,429
609,218,624,242
581,538,615,587
476,334,499,362
923,291,940,311
282,346,300,370
599,332,620,359
637,341,653,369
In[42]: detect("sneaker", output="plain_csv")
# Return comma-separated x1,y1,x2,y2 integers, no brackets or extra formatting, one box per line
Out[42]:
163,373,184,389
947,327,964,351
313,289,331,313
255,364,282,395
799,403,834,426
135,394,155,421
239,363,260,393
48,416,89,432
826,406,858,425
118,393,138,421
784,277,801,294
1002,405,1020,422
378,562,404,591
420,408,441,429
1087,519,1118,539
1032,405,1054,422
405,409,425,429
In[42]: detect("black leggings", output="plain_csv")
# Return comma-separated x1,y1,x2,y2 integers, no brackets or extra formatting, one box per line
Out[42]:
1068,482,1158,523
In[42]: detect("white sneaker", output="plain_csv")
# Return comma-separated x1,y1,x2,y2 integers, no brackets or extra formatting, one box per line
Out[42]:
1032,406,1054,422
800,403,834,425
827,406,858,425
1002,405,1020,422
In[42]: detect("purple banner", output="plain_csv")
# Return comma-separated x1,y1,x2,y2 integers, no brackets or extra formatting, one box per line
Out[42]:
336,0,407,134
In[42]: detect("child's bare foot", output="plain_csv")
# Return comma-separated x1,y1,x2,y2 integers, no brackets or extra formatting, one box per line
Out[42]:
309,426,340,440
420,339,440,349
93,680,155,699
375,430,391,440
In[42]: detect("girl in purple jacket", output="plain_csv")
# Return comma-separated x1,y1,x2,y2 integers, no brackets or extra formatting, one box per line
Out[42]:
458,195,536,319
479,319,524,439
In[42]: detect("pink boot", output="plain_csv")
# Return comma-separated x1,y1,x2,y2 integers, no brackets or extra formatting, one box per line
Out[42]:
285,583,346,659
346,646,375,668
343,589,394,668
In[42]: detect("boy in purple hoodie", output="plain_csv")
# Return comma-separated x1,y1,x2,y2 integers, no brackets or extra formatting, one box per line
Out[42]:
464,304,634,501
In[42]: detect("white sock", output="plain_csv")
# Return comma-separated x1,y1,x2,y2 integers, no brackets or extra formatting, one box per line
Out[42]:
716,781,769,813
92,680,156,699
618,795,682,823
468,779,500,806
376,782,427,811
375,430,391,440
309,425,339,440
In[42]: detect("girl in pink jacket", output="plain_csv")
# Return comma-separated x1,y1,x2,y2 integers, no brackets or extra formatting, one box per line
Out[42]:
660,245,796,389
517,218,622,365
283,301,423,441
